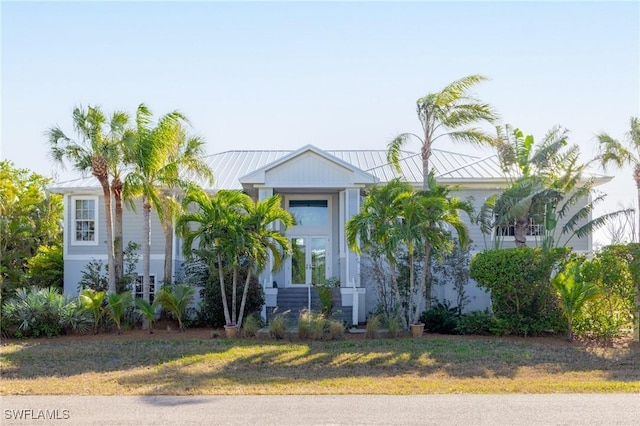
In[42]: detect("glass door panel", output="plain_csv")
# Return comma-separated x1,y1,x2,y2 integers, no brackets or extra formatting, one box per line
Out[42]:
288,236,329,286
310,238,327,286
291,237,307,285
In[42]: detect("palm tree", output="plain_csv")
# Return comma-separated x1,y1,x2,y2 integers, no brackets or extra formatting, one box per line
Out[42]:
124,104,212,304
178,188,248,326
346,179,411,319
387,75,497,190
105,291,133,334
480,125,632,249
177,188,293,329
387,75,496,310
48,106,128,294
347,177,472,328
155,284,195,331
236,194,293,328
597,116,640,342
597,117,640,242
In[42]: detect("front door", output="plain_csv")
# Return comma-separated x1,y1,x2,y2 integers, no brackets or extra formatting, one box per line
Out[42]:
289,236,329,287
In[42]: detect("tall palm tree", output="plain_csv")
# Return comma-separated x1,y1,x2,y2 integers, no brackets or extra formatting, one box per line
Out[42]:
597,117,640,242
387,75,497,189
481,125,632,249
387,75,496,310
236,194,293,328
597,116,640,342
347,177,472,328
47,105,128,293
124,104,212,303
346,179,411,317
178,189,293,328
178,188,250,326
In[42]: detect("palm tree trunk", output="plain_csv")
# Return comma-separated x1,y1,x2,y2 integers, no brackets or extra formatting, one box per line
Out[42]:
407,247,416,324
237,268,252,329
514,216,529,248
419,241,432,315
634,170,640,341
388,258,406,329
112,177,124,293
162,219,173,285
232,266,238,325
142,199,152,304
96,176,116,294
217,253,232,325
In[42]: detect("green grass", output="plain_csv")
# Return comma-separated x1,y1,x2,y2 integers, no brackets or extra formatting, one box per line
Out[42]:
1,335,638,395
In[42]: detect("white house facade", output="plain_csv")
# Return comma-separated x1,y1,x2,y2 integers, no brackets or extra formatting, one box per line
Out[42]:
50,145,610,325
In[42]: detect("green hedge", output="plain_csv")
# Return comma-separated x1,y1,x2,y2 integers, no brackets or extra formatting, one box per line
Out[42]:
469,247,569,336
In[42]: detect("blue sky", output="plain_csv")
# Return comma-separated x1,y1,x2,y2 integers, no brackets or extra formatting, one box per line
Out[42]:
2,1,639,243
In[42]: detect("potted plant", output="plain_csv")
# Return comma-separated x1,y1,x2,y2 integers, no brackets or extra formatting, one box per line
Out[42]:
410,322,425,337
224,323,238,338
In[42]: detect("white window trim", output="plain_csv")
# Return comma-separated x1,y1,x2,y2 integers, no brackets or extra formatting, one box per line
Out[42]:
133,274,157,299
492,216,545,242
70,195,99,246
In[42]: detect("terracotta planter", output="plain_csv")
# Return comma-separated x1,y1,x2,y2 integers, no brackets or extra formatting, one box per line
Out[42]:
224,325,238,339
411,323,425,337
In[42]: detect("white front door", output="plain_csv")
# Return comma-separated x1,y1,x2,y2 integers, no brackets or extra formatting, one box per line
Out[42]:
289,236,329,287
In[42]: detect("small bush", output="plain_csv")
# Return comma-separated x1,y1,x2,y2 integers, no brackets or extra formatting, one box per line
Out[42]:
297,311,312,339
365,314,381,339
420,302,459,334
311,316,327,340
470,247,568,336
327,319,344,340
384,312,401,338
269,313,288,340
242,314,262,338
1,287,70,337
455,310,493,335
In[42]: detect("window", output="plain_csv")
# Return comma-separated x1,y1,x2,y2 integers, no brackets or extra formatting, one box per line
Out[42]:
289,200,328,226
495,216,544,238
71,196,98,245
134,275,156,303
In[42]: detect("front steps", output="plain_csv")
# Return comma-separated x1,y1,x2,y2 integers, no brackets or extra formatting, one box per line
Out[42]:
266,287,352,325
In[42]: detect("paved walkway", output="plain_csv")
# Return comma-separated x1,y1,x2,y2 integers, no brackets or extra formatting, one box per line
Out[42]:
2,394,640,425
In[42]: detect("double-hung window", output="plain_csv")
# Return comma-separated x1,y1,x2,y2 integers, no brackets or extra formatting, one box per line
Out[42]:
71,196,99,245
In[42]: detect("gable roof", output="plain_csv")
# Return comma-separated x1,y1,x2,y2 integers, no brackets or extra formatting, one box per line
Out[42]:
238,144,378,187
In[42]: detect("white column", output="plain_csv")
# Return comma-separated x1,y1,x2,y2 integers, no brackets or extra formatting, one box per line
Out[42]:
258,187,274,321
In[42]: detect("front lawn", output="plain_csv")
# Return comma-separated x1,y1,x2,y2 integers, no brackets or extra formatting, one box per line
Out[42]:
1,331,638,395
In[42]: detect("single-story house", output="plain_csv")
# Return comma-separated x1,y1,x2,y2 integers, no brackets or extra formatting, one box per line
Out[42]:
50,144,610,324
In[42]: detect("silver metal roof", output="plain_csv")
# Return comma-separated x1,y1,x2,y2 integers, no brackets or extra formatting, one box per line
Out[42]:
48,146,610,192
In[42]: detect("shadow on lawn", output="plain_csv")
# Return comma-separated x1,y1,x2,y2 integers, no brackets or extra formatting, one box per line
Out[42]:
2,335,639,392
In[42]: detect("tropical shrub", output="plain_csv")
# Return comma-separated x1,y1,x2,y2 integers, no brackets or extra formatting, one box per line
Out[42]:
552,261,600,341
106,291,134,334
470,247,569,336
155,284,195,331
420,301,459,334
135,298,158,333
455,310,493,335
79,289,106,334
384,311,401,338
313,276,339,315
24,244,63,289
575,248,635,340
1,287,69,337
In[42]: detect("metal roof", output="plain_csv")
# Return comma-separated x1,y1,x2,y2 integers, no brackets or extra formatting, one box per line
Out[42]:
48,146,610,192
